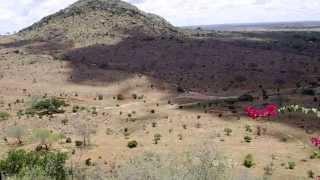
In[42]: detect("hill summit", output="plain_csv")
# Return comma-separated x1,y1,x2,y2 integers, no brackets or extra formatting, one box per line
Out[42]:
19,0,180,47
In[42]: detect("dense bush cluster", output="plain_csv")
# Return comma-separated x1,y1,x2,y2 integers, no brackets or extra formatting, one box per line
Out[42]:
0,150,68,180
0,111,10,121
25,97,67,116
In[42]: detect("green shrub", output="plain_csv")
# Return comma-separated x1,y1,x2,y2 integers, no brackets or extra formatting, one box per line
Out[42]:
243,154,255,168
244,136,252,143
75,140,83,147
154,134,162,144
152,122,157,128
127,140,138,148
85,158,92,166
61,118,68,125
72,105,80,113
288,161,296,169
0,111,10,121
224,128,232,136
307,170,315,178
245,125,253,132
132,94,138,99
97,94,103,100
0,149,68,180
310,150,320,159
16,110,24,118
26,97,66,116
91,107,98,116
117,94,124,100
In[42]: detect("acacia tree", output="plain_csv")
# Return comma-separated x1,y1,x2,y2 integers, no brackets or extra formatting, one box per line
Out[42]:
33,128,51,150
32,128,63,150
7,126,25,145
77,122,96,146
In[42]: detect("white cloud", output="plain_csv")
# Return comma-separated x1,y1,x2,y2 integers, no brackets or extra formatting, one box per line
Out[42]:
130,0,320,26
0,0,78,34
0,0,320,34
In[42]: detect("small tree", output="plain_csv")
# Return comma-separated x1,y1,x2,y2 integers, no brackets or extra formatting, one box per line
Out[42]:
153,134,161,144
224,128,232,136
7,126,25,145
0,111,10,121
76,122,95,147
243,154,255,168
33,129,50,150
26,97,66,116
32,129,60,150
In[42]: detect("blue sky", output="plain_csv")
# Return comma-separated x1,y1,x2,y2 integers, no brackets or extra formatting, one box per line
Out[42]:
1,0,320,34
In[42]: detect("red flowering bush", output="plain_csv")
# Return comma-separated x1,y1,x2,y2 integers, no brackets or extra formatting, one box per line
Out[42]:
245,104,278,119
311,137,320,149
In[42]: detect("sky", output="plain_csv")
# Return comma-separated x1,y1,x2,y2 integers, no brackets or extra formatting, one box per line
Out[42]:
1,0,320,34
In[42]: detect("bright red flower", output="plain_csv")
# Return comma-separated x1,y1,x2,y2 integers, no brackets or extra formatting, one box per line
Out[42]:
245,104,278,119
311,137,320,149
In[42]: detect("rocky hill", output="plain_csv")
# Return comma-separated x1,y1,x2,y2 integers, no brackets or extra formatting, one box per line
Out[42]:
19,0,180,48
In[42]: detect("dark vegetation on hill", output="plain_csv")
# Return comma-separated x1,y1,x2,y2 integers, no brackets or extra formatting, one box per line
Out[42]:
63,35,320,95
190,29,320,56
